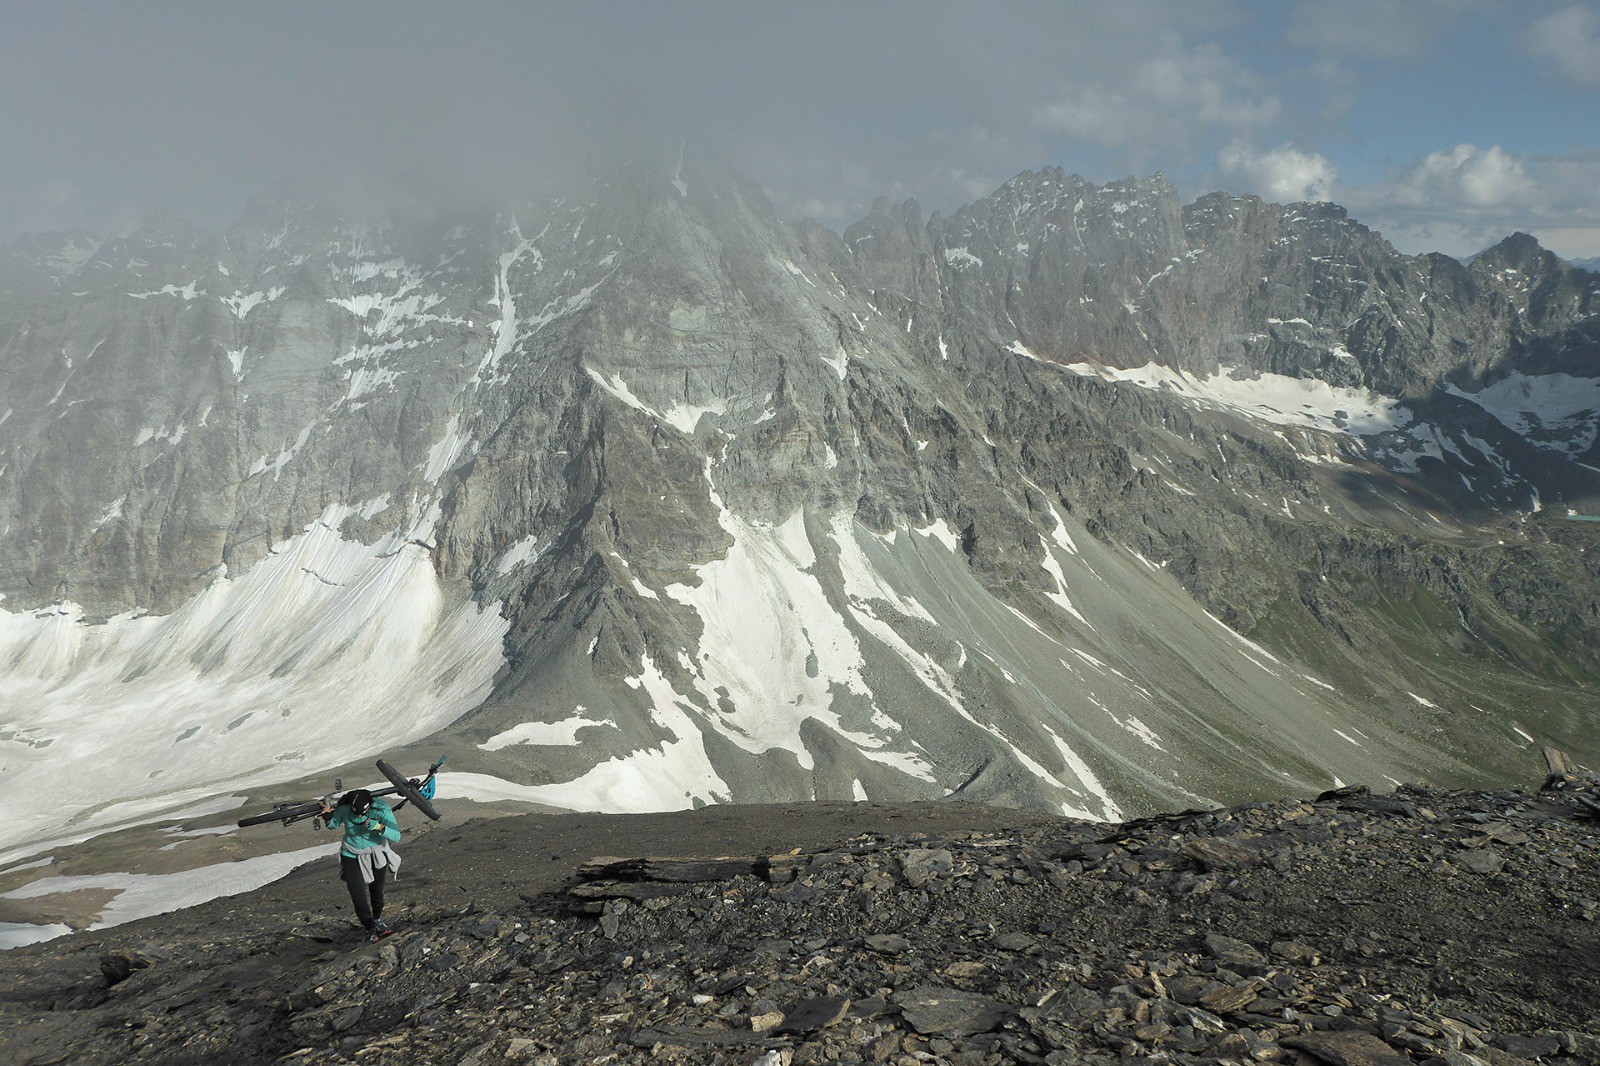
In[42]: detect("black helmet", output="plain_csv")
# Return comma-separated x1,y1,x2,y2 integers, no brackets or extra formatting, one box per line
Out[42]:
345,789,373,816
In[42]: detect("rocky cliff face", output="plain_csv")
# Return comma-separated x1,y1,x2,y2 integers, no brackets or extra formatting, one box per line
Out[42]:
1,139,1597,859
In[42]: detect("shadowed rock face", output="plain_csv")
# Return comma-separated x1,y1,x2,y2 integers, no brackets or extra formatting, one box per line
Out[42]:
0,781,1596,1064
0,136,1598,846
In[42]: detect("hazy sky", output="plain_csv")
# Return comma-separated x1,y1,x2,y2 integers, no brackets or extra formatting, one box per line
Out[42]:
4,0,1598,259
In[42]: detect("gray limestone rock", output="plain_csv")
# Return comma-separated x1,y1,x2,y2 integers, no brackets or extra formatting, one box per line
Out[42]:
1,139,1597,844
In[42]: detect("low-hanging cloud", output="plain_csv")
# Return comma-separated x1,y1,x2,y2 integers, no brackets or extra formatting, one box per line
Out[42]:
1343,144,1600,258
0,2,1594,262
1031,42,1281,170
1519,4,1600,90
1216,143,1337,202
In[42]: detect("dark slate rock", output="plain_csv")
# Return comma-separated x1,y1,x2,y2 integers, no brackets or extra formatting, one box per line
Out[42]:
1455,849,1506,875
776,995,851,1033
1491,1032,1563,1058
99,949,161,987
865,934,911,954
1282,1030,1412,1065
1179,838,1256,871
1203,932,1267,973
894,984,1010,1036
900,849,955,888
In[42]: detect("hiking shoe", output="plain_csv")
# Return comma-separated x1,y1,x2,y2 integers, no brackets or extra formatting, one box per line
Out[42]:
366,919,393,942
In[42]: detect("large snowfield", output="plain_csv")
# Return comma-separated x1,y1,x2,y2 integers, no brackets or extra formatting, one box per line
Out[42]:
0,505,509,866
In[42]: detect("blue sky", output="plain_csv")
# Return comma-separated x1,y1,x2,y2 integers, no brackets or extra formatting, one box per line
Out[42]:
3,1,1597,259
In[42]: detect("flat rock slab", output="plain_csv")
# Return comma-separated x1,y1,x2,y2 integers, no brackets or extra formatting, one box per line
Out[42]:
629,1025,771,1048
900,848,954,888
1455,849,1506,875
568,881,694,900
576,856,763,882
1283,1030,1411,1066
1180,838,1256,870
777,995,851,1033
894,984,1009,1036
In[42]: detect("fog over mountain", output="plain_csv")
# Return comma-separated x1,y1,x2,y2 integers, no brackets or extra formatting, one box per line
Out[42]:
1,125,1597,873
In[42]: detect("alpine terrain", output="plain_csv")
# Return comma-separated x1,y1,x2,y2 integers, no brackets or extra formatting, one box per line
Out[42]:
2,129,1598,876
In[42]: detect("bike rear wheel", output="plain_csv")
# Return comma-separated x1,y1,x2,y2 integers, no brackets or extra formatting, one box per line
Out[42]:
377,759,441,820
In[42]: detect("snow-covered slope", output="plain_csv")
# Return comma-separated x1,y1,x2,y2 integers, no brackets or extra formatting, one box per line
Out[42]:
1,144,1597,864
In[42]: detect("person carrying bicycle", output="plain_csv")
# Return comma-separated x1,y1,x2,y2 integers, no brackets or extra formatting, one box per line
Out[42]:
320,788,402,941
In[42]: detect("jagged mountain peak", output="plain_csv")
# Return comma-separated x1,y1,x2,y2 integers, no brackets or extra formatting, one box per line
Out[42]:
1472,230,1564,278
0,151,1597,879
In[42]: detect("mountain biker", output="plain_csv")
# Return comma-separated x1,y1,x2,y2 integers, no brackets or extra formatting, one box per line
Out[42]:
320,788,402,941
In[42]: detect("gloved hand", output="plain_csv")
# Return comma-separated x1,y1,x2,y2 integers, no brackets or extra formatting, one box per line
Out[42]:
366,818,384,832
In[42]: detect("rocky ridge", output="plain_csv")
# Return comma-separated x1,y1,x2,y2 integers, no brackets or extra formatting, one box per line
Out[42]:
2,773,1597,1065
2,134,1599,857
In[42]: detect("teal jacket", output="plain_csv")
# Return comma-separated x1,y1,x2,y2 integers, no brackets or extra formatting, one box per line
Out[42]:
323,798,401,857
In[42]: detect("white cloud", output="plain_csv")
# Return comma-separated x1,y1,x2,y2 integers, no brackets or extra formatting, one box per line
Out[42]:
1217,142,1337,202
1342,144,1600,258
1520,5,1600,90
1394,144,1534,208
1033,41,1280,165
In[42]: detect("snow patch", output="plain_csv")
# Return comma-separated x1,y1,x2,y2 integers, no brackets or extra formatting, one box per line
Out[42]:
1446,372,1600,455
0,922,72,950
672,142,689,198
129,282,200,301
452,655,731,812
583,368,726,433
831,514,934,622
222,287,284,319
93,497,125,530
1064,361,1412,437
1038,540,1089,626
665,500,876,771
914,519,961,553
479,712,616,750
423,414,475,483
2,845,334,935
248,422,317,479
1043,726,1125,822
134,423,187,448
495,534,544,575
